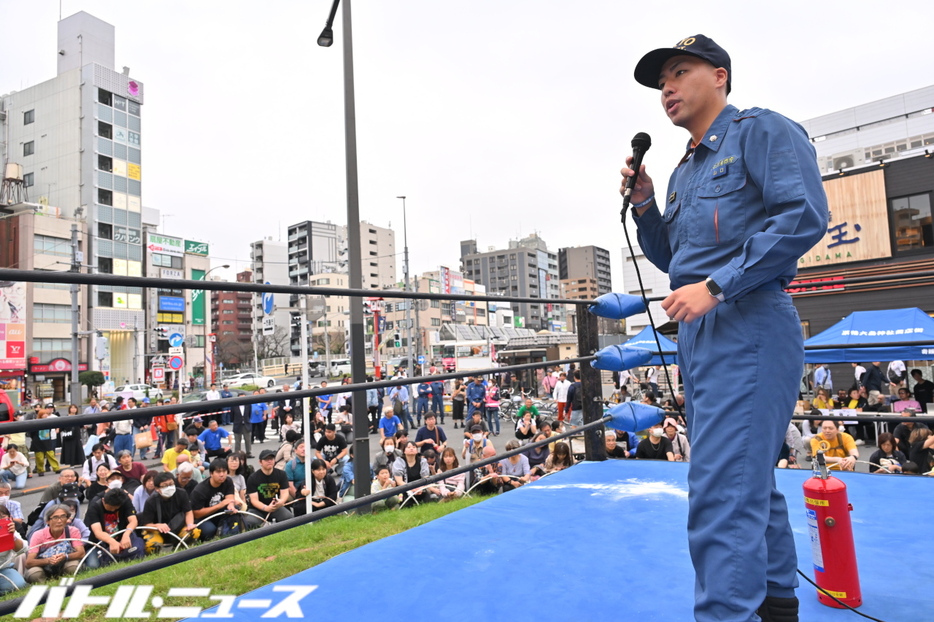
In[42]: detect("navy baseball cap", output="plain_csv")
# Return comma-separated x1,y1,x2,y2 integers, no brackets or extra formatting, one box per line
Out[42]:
634,34,731,94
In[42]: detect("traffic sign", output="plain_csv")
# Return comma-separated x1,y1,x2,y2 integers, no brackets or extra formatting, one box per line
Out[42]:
262,282,274,315
169,347,184,357
262,316,275,335
168,332,184,347
152,367,165,382
169,356,184,370
418,355,427,365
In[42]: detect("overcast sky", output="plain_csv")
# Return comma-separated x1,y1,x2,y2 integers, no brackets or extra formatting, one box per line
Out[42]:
3,0,932,289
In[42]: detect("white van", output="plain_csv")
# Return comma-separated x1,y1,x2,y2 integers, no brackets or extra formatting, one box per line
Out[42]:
329,358,352,377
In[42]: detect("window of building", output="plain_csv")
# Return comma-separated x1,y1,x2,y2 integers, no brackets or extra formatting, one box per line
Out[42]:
98,223,113,240
23,173,34,187
24,109,34,125
98,89,112,106
128,100,140,117
98,155,113,172
431,318,441,327
98,291,113,307
98,121,113,139
23,141,34,157
431,300,440,308
891,192,934,255
98,189,113,206
32,338,71,361
33,235,69,257
33,303,71,323
98,257,113,274
223,299,235,304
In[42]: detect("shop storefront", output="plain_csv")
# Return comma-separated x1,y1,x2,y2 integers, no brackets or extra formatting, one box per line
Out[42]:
28,358,88,403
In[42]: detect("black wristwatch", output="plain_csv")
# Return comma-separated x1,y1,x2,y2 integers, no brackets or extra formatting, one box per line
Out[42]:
705,278,725,302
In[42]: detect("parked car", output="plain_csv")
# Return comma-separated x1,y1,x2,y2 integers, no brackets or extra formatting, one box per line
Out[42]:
114,383,164,402
308,361,326,378
225,372,277,389
329,358,352,377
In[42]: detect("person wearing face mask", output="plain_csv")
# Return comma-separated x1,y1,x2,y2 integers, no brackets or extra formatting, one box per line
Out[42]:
461,425,492,465
635,424,675,461
371,436,398,477
138,472,199,549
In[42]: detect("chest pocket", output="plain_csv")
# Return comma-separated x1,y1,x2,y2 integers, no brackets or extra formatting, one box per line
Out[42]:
693,166,748,247
661,200,683,246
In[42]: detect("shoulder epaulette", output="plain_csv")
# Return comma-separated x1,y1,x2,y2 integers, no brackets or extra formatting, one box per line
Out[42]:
733,107,768,122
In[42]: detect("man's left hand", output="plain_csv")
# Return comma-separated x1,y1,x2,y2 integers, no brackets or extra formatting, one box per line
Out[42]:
662,281,720,323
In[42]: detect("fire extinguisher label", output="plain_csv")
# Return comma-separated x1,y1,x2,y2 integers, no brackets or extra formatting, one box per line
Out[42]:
806,509,825,572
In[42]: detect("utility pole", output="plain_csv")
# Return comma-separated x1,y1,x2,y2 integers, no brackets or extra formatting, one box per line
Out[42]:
397,196,414,408
299,295,312,515
69,224,82,404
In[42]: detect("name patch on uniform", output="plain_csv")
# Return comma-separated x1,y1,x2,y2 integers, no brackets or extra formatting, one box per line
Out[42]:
712,165,728,179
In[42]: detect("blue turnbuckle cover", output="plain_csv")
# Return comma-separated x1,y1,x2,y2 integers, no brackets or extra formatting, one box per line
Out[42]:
591,344,652,372
588,293,646,320
605,402,666,433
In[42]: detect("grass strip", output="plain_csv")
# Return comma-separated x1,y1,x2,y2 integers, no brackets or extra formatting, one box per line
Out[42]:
4,495,486,621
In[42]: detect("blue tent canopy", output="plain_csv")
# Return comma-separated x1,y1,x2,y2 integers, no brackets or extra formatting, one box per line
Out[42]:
624,326,678,365
803,307,934,363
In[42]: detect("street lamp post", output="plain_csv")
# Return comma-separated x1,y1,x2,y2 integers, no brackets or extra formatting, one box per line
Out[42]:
201,264,229,387
396,195,414,380
318,0,371,503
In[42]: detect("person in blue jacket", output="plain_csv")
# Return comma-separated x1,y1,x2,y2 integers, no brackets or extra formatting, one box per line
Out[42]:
415,382,431,426
623,35,828,622
465,377,487,420
430,377,445,424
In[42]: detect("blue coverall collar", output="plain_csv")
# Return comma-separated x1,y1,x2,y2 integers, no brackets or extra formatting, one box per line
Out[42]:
686,104,737,155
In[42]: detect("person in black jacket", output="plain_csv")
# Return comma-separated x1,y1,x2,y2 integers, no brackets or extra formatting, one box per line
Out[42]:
231,402,252,458
862,362,886,406
910,369,934,408
566,370,584,428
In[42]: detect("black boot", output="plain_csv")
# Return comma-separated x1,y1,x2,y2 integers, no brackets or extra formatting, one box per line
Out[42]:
756,596,799,622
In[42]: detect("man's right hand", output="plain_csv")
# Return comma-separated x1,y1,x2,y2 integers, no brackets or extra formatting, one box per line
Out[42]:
108,540,122,555
620,158,656,214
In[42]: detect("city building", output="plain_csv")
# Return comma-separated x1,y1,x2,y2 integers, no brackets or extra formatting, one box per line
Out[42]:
0,203,90,403
558,245,612,296
212,270,254,372
287,220,396,357
250,237,291,364
380,270,489,363
1,12,146,386
141,224,211,388
792,85,934,337
620,244,672,336
339,221,396,290
460,233,561,331
304,273,353,361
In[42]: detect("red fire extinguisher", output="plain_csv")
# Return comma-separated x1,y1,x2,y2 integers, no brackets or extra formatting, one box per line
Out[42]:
802,451,862,608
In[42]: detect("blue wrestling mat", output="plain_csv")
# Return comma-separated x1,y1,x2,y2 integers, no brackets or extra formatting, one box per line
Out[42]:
192,461,923,621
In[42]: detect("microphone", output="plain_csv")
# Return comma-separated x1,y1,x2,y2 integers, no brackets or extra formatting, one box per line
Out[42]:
622,132,652,210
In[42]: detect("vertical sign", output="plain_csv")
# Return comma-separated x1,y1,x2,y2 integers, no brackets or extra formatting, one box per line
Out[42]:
191,268,206,326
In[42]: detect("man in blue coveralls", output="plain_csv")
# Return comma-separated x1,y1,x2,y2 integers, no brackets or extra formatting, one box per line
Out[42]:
622,35,828,622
